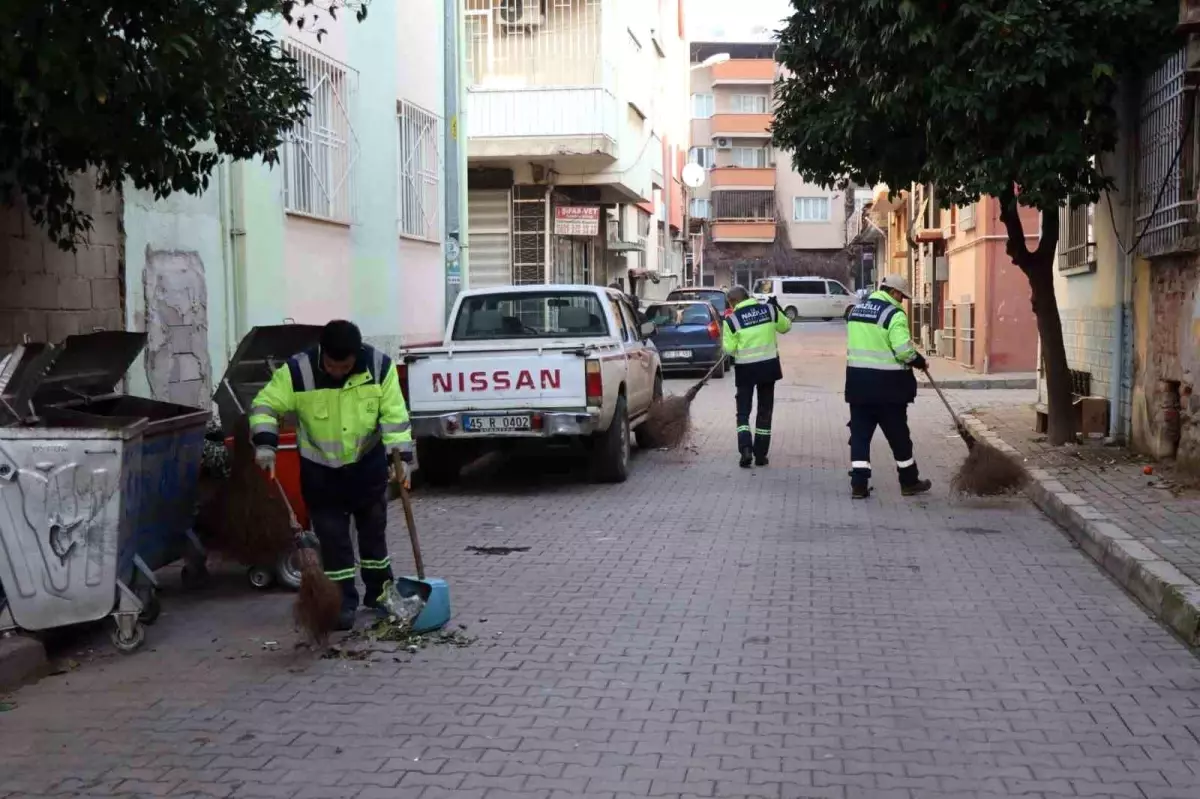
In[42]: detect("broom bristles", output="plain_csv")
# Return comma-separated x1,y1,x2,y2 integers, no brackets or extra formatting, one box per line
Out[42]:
951,441,1027,496
293,548,341,646
195,415,297,565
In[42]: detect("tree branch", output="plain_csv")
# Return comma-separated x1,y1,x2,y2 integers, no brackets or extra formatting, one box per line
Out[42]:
998,186,1032,270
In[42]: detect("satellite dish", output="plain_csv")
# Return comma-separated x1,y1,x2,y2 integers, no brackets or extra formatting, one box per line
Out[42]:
682,162,706,189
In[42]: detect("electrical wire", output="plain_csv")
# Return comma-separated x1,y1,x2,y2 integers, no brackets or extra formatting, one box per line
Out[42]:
1104,104,1195,257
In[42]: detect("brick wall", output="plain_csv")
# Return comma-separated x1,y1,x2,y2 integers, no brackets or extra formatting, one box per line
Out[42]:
0,179,123,349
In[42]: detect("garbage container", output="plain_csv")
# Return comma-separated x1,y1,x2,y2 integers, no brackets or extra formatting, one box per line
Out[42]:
212,324,323,590
31,331,210,624
0,341,148,653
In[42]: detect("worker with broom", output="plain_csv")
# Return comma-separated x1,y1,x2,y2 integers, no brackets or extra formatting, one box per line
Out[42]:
722,285,792,468
844,275,932,499
249,320,414,631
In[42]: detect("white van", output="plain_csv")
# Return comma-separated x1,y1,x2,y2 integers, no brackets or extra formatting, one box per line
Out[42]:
752,276,857,321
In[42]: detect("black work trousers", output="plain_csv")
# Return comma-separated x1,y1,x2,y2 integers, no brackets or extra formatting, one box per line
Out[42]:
736,380,776,459
307,490,394,612
848,403,920,487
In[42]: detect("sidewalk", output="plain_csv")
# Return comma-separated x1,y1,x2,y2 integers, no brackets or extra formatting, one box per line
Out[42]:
963,402,1200,645
922,354,1036,390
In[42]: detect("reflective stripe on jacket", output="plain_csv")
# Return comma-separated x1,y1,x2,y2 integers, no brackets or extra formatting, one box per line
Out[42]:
844,291,919,405
248,344,414,469
721,298,792,365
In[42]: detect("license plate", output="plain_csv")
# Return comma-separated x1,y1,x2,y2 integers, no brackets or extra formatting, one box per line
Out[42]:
662,350,692,360
461,414,532,432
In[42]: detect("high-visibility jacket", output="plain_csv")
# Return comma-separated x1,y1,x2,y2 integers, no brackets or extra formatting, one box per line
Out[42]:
844,290,920,405
722,298,792,382
249,344,413,500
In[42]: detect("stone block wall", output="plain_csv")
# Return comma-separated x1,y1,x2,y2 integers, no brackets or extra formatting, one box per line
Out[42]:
1058,305,1119,398
0,179,123,348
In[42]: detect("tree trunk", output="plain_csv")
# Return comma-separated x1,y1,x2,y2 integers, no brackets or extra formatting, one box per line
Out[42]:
1027,254,1076,445
998,193,1075,445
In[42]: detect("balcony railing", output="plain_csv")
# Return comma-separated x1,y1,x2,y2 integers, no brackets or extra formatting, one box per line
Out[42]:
711,113,772,137
711,59,776,85
710,167,775,190
711,221,777,242
713,190,775,221
467,85,618,141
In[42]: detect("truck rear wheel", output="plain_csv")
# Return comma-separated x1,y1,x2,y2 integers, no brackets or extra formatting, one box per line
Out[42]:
593,396,630,483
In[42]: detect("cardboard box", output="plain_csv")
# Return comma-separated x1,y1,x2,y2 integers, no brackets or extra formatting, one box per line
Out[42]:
1075,396,1109,438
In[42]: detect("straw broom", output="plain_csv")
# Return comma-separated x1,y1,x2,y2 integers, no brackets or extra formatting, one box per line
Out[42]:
639,359,726,450
925,372,1027,495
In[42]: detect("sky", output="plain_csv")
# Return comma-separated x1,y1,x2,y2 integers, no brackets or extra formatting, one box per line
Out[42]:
685,0,792,42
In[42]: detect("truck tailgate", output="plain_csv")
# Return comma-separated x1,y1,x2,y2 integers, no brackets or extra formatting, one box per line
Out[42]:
407,351,587,412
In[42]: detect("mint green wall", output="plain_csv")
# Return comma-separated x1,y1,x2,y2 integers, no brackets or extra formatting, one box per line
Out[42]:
347,2,403,351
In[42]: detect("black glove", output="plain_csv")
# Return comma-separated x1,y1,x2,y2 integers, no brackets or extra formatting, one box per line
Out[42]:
767,295,780,308
910,354,929,372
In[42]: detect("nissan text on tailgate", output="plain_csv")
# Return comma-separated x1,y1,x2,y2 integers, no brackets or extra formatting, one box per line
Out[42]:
397,285,663,485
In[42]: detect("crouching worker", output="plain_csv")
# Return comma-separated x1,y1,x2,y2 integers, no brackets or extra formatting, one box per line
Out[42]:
249,320,414,630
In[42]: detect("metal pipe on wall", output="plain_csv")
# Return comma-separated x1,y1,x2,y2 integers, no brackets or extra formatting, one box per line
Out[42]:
443,0,465,320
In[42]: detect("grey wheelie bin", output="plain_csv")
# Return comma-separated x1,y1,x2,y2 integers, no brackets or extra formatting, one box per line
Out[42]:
0,341,148,653
31,332,210,625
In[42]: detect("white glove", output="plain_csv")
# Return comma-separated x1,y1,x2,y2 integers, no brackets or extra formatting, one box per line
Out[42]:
254,447,276,478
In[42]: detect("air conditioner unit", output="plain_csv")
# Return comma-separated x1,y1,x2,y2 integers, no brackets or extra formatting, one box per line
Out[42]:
499,0,545,27
715,137,732,149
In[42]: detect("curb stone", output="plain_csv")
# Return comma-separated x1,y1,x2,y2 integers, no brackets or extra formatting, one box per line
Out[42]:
959,413,1200,647
918,377,1037,391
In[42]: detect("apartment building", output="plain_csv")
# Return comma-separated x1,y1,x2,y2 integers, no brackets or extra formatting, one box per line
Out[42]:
687,41,853,289
2,2,451,406
463,0,689,297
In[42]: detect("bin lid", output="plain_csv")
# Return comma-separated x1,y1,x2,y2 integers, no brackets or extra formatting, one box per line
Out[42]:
214,324,323,433
0,342,61,425
31,331,147,405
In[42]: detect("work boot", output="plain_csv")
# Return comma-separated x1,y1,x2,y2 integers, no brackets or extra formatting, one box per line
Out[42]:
901,479,933,496
739,447,753,468
335,607,357,632
851,483,870,500
755,455,769,467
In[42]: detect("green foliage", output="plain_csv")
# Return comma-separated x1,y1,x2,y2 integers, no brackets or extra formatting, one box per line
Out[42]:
0,1,369,250
772,0,1180,214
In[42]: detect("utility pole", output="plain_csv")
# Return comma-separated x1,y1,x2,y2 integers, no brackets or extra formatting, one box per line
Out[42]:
443,0,465,322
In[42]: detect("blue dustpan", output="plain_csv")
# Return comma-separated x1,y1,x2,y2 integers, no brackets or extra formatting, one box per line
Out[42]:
396,480,451,633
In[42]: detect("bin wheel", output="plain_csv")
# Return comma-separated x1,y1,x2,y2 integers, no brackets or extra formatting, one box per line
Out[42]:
180,563,209,591
276,550,304,592
248,566,275,590
111,622,146,654
136,585,161,625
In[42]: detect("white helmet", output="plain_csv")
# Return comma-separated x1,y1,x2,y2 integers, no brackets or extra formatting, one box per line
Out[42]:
879,274,912,298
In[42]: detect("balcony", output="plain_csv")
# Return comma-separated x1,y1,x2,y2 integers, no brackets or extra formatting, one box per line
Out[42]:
711,59,776,86
710,167,775,190
711,113,772,138
467,86,618,160
711,221,777,243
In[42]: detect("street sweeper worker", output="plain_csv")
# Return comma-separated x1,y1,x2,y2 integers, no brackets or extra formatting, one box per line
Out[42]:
844,274,932,500
248,320,414,630
721,285,792,468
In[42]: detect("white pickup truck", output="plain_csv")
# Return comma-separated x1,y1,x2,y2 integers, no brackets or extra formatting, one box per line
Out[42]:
397,285,663,484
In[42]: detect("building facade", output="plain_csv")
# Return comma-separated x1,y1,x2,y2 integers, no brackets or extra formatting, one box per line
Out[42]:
462,0,689,298
687,41,853,289
1,3,452,407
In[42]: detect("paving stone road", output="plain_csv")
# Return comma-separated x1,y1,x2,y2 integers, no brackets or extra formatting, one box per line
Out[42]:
1,323,1198,799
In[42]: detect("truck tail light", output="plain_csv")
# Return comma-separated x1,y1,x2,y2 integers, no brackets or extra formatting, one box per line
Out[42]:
707,321,720,340
723,308,733,318
395,363,410,402
585,360,602,407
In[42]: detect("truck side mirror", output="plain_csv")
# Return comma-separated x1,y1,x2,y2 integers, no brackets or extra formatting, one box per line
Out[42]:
639,320,656,338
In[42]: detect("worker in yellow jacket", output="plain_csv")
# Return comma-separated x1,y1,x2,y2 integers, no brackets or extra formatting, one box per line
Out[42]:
249,320,413,630
721,285,792,467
